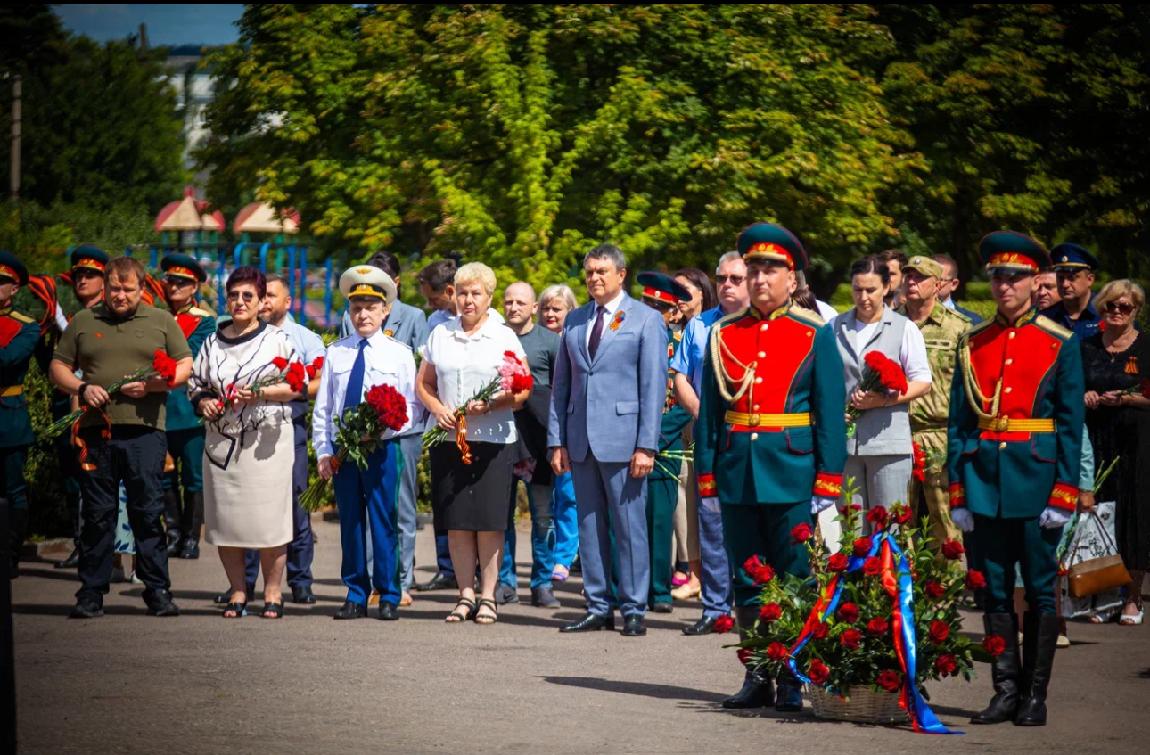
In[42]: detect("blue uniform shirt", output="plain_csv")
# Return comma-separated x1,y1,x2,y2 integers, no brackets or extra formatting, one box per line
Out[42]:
668,306,725,397
1041,300,1100,340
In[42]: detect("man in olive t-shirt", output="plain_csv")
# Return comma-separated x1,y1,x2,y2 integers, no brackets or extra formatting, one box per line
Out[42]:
50,257,192,619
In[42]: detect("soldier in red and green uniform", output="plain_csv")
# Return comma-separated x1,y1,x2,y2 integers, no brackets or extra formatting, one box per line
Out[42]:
159,254,216,559
947,231,1084,727
696,222,846,712
0,252,41,576
44,245,110,570
635,272,693,614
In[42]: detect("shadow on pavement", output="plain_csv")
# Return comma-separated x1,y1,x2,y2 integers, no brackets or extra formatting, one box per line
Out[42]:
543,675,726,703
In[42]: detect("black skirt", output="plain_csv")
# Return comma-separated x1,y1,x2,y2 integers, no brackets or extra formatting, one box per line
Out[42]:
430,439,519,532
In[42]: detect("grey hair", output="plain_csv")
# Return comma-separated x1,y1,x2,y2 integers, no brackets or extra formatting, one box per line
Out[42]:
539,283,578,311
715,250,742,273
583,243,627,271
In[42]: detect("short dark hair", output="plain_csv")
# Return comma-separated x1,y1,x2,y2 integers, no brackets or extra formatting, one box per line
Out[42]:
265,273,289,289
366,251,401,280
226,266,267,299
584,243,627,271
417,258,458,292
849,255,892,286
105,256,146,284
878,249,908,268
673,267,718,312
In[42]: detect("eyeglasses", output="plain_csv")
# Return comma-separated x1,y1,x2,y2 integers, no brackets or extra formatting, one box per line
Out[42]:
715,274,746,285
165,277,194,288
1056,270,1089,281
1104,301,1136,315
226,290,256,303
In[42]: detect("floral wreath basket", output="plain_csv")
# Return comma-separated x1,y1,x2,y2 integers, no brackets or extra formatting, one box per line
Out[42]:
736,497,998,733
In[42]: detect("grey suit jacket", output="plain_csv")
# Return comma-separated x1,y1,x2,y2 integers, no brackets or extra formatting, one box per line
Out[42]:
547,294,668,464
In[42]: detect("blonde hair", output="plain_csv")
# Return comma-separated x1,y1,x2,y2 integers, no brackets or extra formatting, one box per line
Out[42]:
1095,279,1146,313
454,262,497,295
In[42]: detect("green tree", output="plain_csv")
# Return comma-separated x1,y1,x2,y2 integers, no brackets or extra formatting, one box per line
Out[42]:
0,19,187,212
200,4,920,293
878,4,1150,279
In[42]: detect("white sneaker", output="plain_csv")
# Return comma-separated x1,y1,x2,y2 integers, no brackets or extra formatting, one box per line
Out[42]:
1056,633,1071,648
128,570,143,585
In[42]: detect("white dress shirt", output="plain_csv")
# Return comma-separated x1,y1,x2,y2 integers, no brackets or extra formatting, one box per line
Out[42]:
423,314,527,444
312,328,419,459
585,289,626,349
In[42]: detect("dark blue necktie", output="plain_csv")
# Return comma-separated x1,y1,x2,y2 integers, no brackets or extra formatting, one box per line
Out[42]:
343,339,368,411
588,305,606,360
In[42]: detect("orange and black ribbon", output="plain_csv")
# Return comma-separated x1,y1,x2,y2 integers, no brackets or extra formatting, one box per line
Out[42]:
71,407,112,472
455,412,474,465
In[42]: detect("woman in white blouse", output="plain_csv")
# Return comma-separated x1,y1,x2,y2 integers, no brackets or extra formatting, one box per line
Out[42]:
418,262,530,625
829,256,932,526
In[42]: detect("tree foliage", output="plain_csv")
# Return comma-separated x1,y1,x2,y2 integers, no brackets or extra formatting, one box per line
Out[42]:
200,4,918,292
0,6,187,212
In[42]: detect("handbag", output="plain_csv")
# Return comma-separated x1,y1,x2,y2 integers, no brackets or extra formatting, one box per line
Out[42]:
1065,511,1132,598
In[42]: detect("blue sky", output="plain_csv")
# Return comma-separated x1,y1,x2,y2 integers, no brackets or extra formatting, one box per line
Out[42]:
53,4,243,46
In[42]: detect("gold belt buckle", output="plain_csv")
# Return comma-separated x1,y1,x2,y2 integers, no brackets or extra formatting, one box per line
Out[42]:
748,413,760,426
995,415,1010,431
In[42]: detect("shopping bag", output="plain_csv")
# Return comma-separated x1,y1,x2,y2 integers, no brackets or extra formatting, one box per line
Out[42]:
1058,502,1125,619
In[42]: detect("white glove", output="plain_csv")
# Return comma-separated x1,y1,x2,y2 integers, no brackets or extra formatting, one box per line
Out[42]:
700,496,721,514
810,496,837,515
1038,507,1072,529
950,508,974,533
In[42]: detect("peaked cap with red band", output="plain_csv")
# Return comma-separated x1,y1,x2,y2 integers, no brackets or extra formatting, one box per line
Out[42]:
161,252,207,283
0,250,29,286
736,222,807,271
70,244,110,273
979,230,1050,275
636,271,690,305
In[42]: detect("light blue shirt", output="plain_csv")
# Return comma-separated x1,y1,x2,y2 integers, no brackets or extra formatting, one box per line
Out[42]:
280,314,326,364
668,306,726,397
311,328,419,458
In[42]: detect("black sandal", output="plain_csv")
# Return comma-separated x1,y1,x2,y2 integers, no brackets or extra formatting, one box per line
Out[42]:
261,602,284,619
475,598,498,625
222,602,247,619
446,597,477,623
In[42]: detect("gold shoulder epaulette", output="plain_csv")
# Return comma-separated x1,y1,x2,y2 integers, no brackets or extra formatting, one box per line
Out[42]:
188,306,213,317
714,308,749,330
788,306,824,327
7,310,36,324
1033,314,1073,340
963,317,995,342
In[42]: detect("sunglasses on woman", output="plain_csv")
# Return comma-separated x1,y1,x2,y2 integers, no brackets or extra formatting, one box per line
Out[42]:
226,290,256,303
1104,301,1135,315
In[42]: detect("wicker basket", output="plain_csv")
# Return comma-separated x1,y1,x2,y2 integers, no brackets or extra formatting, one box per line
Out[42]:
808,685,907,724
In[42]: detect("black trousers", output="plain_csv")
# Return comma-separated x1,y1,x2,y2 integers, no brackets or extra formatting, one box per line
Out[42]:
75,426,170,602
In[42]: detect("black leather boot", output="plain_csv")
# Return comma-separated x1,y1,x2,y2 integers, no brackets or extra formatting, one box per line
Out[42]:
722,669,775,709
178,491,203,559
1015,612,1058,726
723,606,774,709
774,671,804,712
163,488,182,556
971,612,1020,724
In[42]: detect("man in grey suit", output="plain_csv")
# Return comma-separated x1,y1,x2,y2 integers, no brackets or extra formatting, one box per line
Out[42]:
548,244,669,637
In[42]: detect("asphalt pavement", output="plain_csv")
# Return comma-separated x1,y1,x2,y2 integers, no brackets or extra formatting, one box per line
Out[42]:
11,516,1149,754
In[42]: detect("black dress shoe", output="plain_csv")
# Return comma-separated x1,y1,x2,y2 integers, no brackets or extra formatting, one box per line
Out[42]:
69,597,104,619
531,586,560,608
177,538,200,559
415,572,458,592
495,583,520,605
334,601,367,620
145,589,180,617
722,670,774,709
650,602,673,614
775,678,804,712
683,615,719,636
377,603,399,621
165,531,182,556
559,611,615,633
621,614,647,637
55,547,80,569
291,585,317,604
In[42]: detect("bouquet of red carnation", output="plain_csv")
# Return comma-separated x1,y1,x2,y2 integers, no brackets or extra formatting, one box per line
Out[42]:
305,356,324,381
300,382,409,511
846,352,908,437
216,355,306,415
43,349,180,440
423,350,532,464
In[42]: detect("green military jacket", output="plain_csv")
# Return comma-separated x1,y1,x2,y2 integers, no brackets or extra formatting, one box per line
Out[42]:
898,301,971,432
652,325,691,481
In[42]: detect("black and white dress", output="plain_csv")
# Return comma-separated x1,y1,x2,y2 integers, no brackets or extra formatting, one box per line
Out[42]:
188,322,296,548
